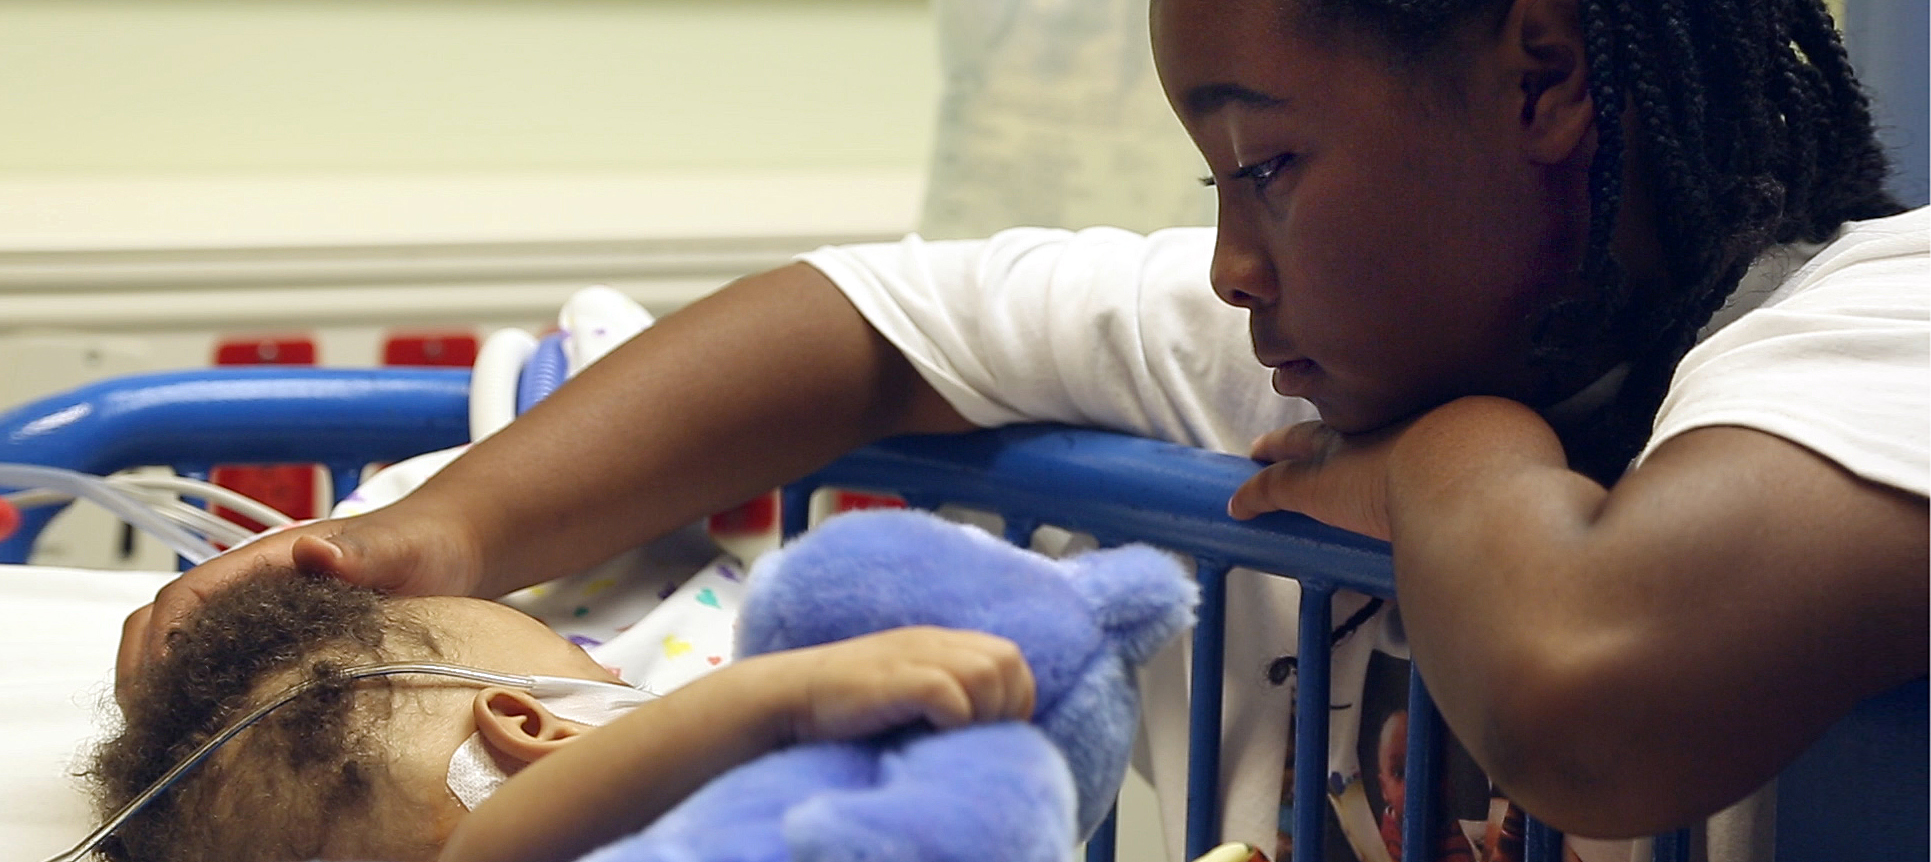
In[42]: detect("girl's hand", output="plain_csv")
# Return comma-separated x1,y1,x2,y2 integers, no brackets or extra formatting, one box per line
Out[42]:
1227,418,1401,540
115,507,484,705
768,626,1036,743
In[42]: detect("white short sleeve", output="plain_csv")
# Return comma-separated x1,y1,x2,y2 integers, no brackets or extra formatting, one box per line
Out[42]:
1642,207,1930,497
800,226,1315,455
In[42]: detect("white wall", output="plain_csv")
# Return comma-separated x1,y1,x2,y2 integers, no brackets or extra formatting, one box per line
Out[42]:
0,1,942,397
0,0,939,175
0,0,940,572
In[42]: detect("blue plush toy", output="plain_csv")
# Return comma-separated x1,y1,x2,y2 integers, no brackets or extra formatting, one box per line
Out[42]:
582,508,1198,862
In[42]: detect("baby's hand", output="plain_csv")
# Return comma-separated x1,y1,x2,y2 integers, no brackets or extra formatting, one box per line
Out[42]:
770,626,1036,743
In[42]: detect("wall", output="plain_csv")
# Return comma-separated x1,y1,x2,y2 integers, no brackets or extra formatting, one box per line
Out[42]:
1843,0,1930,206
0,0,938,175
0,0,941,569
0,1,941,401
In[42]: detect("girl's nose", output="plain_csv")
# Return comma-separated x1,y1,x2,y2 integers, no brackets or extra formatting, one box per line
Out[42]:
1210,219,1276,309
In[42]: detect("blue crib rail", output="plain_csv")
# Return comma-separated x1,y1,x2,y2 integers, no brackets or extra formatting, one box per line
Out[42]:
0,368,1922,862
0,367,470,562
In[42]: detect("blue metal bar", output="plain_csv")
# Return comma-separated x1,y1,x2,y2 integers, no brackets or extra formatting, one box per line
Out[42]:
1187,559,1231,859
802,427,1396,598
1400,667,1442,862
1003,515,1039,547
1293,581,1336,862
0,368,469,562
1084,802,1118,862
1525,817,1563,862
329,463,364,505
779,485,812,541
171,464,212,572
1651,828,1690,862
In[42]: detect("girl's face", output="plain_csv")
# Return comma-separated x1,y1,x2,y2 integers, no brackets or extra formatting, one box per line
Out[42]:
1153,0,1592,432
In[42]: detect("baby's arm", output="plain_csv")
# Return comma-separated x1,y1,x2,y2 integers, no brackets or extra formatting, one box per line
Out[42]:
437,625,1034,862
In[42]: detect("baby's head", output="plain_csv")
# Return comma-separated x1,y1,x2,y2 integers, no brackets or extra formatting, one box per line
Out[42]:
89,570,621,862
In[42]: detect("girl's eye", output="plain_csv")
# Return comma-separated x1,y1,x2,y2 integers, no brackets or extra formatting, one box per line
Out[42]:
1231,152,1296,193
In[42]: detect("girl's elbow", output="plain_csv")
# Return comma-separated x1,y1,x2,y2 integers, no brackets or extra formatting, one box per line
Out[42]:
1471,648,1738,839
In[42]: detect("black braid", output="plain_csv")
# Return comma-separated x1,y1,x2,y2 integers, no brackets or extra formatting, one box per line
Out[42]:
1298,0,1903,482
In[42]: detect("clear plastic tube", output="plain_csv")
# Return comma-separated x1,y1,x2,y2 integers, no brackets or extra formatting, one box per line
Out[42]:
0,463,222,564
8,473,294,531
115,474,294,529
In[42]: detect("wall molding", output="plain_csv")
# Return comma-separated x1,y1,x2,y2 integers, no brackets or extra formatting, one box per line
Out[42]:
0,171,924,330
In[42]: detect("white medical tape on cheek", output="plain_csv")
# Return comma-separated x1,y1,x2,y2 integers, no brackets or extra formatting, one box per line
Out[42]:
447,734,510,811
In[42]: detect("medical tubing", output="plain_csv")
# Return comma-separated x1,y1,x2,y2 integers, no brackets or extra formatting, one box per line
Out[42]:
151,497,256,546
6,472,290,549
515,332,570,416
40,662,536,862
115,473,294,528
0,463,220,564
472,327,538,441
7,489,255,548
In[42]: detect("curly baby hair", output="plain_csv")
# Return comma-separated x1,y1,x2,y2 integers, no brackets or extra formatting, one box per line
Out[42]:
1297,0,1902,480
87,570,447,862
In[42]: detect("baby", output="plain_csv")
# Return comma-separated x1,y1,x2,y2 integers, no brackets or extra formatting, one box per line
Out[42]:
90,570,1033,862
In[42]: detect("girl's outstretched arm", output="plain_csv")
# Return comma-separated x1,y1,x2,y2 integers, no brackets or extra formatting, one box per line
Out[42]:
1232,396,1928,838
437,626,1034,862
120,263,974,692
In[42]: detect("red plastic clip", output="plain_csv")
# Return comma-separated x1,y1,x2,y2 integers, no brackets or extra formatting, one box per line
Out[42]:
0,496,19,543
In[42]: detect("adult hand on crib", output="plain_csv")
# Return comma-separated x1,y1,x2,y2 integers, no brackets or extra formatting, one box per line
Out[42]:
116,511,484,703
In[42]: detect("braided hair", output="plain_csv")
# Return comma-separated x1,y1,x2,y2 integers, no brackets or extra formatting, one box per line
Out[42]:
1296,0,1902,481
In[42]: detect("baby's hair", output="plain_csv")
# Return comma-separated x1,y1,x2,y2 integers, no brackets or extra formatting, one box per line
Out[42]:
1294,0,1901,480
87,571,446,862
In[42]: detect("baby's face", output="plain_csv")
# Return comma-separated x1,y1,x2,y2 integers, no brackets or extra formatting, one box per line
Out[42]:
373,597,626,843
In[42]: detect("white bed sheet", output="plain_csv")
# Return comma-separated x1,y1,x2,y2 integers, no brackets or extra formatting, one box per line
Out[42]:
1,563,174,862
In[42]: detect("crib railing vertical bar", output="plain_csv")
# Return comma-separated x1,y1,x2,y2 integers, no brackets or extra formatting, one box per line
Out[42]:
1400,666,1442,862
1085,802,1119,862
328,463,363,505
1525,817,1563,862
1186,559,1232,860
1293,580,1336,862
1003,516,1039,547
779,485,813,540
1650,828,1691,862
173,464,211,572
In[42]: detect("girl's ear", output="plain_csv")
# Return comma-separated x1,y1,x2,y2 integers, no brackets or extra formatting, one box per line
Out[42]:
1504,0,1594,165
471,687,590,766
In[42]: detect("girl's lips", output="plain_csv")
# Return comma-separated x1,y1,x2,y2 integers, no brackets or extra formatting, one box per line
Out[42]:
1270,359,1320,398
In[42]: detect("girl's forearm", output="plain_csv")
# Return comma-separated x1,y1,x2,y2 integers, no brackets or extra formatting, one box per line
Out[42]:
397,263,972,598
1382,397,1928,836
1382,397,1728,834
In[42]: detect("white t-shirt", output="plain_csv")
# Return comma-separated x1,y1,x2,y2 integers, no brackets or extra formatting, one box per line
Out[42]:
800,206,1929,861
1642,206,1930,497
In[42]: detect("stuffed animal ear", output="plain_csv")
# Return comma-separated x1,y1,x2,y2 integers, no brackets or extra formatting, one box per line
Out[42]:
1066,545,1199,665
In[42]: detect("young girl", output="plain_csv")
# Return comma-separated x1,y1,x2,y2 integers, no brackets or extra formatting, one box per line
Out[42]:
121,0,1926,858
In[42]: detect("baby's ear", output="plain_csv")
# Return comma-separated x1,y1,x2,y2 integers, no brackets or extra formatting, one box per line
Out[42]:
471,688,588,765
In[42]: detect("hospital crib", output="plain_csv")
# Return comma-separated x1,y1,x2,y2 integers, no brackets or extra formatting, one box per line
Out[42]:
1,366,1923,862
